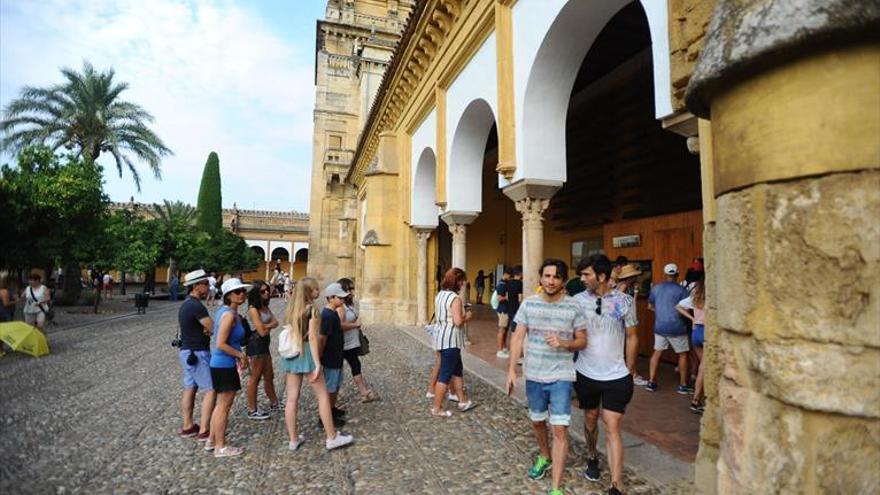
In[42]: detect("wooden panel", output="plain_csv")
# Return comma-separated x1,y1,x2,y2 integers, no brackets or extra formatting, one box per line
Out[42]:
603,210,703,262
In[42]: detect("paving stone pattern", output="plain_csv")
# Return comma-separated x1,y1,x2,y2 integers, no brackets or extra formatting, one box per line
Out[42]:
0,300,692,494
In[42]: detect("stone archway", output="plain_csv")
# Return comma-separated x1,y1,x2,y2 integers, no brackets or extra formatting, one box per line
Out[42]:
446,98,497,214
515,0,670,183
411,146,438,228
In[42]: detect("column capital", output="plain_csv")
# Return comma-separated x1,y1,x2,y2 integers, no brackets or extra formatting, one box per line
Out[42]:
514,197,551,224
411,226,433,244
502,178,562,203
440,210,479,226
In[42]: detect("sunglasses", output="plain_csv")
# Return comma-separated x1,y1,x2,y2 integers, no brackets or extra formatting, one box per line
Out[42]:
231,288,247,295
260,289,269,294
595,297,602,316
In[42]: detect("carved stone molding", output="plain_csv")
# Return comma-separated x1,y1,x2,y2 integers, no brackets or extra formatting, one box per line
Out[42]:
514,197,550,225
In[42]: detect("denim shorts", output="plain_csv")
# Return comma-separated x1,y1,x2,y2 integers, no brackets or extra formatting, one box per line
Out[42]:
692,324,705,347
179,349,213,391
525,380,573,426
437,347,463,384
324,367,343,393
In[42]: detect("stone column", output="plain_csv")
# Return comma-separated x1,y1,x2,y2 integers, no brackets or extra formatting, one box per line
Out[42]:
686,3,880,494
440,211,478,270
264,241,271,281
412,227,433,325
503,179,562,293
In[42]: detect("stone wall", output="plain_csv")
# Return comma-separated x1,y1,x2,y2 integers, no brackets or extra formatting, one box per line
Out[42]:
668,0,716,111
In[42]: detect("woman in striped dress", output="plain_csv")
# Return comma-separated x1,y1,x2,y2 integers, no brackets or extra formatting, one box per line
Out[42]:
431,268,477,417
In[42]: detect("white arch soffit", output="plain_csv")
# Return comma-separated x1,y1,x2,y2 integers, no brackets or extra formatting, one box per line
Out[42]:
446,32,500,213
245,239,269,251
411,147,439,227
293,242,309,256
270,243,292,259
410,109,439,227
513,0,671,183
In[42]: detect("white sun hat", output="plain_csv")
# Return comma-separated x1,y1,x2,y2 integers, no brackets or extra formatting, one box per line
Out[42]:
221,278,253,296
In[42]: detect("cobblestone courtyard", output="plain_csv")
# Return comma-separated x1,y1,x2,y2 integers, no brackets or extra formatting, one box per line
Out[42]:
0,300,692,494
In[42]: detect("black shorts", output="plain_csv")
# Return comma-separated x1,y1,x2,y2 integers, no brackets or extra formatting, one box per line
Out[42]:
210,366,241,393
575,373,633,414
246,334,271,357
343,348,362,376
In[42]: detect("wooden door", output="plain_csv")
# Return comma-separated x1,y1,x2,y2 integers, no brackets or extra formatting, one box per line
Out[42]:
652,227,696,363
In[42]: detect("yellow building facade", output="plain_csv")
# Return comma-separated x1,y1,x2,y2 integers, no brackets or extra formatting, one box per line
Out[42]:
308,1,879,492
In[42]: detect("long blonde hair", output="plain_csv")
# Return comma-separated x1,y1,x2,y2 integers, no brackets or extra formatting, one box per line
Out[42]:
691,280,705,309
285,277,319,347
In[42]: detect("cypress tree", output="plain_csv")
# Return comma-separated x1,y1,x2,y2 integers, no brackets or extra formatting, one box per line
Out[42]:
196,151,222,233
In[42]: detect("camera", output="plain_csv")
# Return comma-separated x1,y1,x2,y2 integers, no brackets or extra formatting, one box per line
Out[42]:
171,338,182,348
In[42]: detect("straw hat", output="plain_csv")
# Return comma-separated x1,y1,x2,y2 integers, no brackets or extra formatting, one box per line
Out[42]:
617,264,642,280
183,269,209,286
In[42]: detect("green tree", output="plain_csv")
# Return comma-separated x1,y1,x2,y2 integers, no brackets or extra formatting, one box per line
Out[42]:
153,200,197,278
0,61,172,190
180,230,259,276
105,211,162,275
196,152,222,233
0,146,108,298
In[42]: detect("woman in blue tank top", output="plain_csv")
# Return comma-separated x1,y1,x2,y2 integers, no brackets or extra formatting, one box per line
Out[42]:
207,278,251,458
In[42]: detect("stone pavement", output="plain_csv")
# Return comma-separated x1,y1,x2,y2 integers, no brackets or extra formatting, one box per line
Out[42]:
0,300,692,494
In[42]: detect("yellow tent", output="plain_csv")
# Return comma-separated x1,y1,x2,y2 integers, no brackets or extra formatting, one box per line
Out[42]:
0,321,50,357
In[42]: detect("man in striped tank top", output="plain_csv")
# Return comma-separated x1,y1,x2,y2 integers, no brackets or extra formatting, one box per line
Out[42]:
506,259,588,495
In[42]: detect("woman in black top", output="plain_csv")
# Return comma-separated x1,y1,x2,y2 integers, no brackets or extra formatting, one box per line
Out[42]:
245,281,281,419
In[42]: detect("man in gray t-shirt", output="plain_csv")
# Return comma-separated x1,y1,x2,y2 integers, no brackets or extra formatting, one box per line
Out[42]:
506,259,586,494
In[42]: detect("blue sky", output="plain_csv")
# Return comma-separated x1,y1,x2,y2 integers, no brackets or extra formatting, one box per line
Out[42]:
0,0,327,213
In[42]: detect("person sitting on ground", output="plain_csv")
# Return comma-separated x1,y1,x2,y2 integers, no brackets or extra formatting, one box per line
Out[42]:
280,277,353,451
244,280,281,421
431,267,477,417
207,278,252,458
337,278,380,404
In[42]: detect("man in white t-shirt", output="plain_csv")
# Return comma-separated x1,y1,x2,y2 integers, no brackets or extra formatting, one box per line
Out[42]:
574,254,638,495
206,273,218,307
22,273,50,329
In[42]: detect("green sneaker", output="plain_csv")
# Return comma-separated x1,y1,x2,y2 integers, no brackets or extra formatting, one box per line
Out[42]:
528,455,552,480
548,489,564,495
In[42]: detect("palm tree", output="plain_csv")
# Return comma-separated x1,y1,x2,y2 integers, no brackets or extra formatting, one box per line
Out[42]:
0,61,172,190
153,200,197,289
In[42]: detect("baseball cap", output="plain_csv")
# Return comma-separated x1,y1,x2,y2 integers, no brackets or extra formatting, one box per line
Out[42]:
324,282,350,299
663,263,679,275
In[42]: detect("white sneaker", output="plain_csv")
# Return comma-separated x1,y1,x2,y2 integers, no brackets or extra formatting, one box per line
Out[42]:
426,391,435,399
633,375,649,386
325,432,354,450
447,393,460,402
288,434,305,451
496,350,510,358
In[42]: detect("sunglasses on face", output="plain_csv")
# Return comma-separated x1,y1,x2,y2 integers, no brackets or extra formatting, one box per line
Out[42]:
260,289,269,294
231,288,247,295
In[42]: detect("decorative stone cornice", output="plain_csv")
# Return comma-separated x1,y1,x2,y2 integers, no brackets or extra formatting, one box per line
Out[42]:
349,0,470,186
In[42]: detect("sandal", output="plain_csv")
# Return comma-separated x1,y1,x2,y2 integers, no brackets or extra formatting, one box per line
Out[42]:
431,408,452,418
457,401,477,412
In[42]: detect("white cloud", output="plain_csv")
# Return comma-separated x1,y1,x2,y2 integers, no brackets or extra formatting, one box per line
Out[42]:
0,0,316,212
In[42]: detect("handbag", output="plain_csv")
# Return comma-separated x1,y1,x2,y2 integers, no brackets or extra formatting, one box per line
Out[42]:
277,324,302,359
358,330,370,356
423,312,436,338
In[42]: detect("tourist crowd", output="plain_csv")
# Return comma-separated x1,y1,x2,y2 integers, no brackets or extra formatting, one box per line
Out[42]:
174,253,706,495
